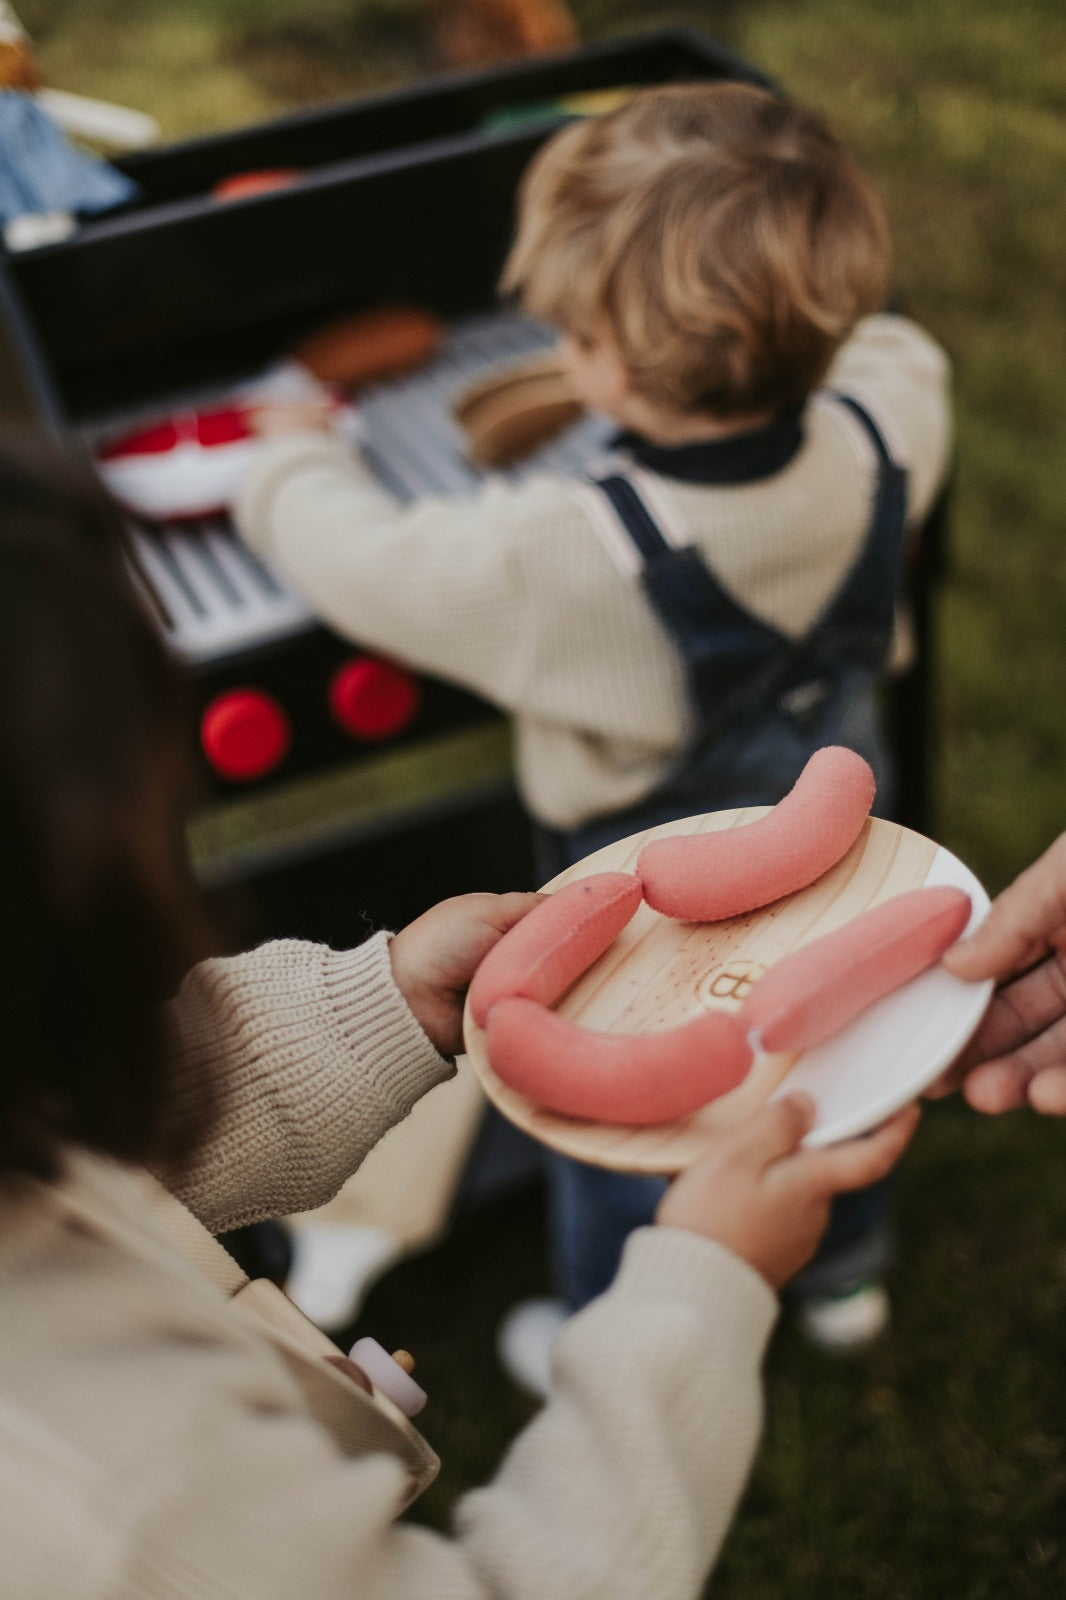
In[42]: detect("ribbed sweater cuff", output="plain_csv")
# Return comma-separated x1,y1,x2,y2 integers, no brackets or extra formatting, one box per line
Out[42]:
163,932,455,1229
314,930,456,1119
608,1226,779,1367
234,432,368,559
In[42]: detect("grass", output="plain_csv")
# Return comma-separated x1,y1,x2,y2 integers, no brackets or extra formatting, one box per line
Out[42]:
24,0,1066,1591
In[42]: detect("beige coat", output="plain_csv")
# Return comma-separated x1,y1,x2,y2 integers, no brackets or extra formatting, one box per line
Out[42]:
0,932,777,1599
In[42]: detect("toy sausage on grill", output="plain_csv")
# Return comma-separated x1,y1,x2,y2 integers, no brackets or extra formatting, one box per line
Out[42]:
291,306,444,389
211,169,300,201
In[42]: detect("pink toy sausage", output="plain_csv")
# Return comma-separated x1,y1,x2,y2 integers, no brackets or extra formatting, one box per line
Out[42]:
740,885,973,1054
485,998,753,1125
468,871,642,1028
637,746,877,922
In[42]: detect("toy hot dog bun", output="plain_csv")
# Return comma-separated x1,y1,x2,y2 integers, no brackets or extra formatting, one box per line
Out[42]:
485,998,753,1125
291,306,443,389
453,352,584,466
637,746,877,922
469,871,641,1028
740,885,973,1054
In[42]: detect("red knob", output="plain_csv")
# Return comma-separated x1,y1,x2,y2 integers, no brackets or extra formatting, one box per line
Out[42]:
201,689,290,781
328,657,420,741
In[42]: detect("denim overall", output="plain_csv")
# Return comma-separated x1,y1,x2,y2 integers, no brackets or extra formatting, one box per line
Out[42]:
536,395,908,1311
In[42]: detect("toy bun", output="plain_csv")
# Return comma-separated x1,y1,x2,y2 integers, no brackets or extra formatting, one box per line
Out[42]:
453,351,583,466
292,306,443,389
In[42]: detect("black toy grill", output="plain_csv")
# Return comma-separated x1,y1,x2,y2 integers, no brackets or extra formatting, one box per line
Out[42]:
0,28,943,924
109,308,613,670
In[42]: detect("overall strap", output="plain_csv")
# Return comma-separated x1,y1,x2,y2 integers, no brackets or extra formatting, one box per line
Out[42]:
592,473,678,564
831,393,897,464
815,393,909,655
581,397,908,764
578,465,798,747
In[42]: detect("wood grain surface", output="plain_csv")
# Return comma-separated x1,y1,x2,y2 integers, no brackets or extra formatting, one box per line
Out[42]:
462,808,940,1173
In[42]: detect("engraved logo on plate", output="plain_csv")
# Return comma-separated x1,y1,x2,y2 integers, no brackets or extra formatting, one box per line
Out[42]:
697,960,767,1009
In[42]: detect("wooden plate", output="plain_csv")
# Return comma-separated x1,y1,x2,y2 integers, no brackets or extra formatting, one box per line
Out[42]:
462,810,993,1172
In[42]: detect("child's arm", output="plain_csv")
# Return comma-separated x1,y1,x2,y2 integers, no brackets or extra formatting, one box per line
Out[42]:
450,1096,917,1597
231,425,638,723
931,831,1066,1115
158,894,538,1233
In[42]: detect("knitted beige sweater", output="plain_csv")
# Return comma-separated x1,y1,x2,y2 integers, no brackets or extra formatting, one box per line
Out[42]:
0,933,777,1599
235,314,951,829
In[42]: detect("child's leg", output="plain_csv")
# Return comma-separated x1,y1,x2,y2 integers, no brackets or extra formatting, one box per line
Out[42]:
544,1150,668,1311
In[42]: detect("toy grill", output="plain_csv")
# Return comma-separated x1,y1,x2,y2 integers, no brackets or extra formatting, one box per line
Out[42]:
0,28,943,921
104,308,614,669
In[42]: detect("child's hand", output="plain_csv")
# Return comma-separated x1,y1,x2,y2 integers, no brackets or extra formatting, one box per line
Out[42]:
931,830,1066,1114
389,891,542,1058
246,399,336,436
655,1095,920,1289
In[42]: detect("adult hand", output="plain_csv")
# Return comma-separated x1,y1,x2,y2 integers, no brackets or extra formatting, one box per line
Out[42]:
930,831,1066,1114
656,1095,920,1289
389,891,542,1058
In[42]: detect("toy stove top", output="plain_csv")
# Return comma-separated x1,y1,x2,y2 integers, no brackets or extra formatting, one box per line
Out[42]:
98,309,614,667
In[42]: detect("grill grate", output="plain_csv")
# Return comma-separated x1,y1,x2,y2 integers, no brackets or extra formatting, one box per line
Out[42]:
100,309,614,665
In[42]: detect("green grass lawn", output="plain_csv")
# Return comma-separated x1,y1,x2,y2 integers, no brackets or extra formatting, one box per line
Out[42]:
24,0,1066,1590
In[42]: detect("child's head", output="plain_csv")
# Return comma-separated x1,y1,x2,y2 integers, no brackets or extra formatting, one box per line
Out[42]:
501,82,891,421
0,434,216,1182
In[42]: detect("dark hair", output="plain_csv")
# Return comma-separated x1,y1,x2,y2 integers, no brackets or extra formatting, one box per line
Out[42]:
0,431,218,1181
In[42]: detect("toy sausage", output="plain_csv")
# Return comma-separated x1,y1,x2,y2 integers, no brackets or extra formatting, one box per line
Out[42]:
740,885,973,1054
290,306,443,389
485,998,754,1125
469,871,642,1028
637,745,877,922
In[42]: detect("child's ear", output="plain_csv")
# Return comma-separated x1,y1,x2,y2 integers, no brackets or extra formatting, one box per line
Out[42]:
597,344,634,412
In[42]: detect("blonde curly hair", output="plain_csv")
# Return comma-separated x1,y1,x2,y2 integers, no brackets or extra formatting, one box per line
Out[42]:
500,82,891,418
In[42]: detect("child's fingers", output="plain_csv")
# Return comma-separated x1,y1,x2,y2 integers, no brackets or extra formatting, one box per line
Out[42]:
786,1103,920,1196
247,399,335,436
484,890,547,938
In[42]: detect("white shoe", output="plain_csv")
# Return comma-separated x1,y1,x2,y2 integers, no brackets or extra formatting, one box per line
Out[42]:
496,1297,568,1399
796,1280,891,1352
285,1223,400,1332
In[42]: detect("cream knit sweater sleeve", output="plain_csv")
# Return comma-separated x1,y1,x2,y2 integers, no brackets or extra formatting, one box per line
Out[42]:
157,932,455,1234
105,1228,776,1600
0,936,778,1598
231,314,951,831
